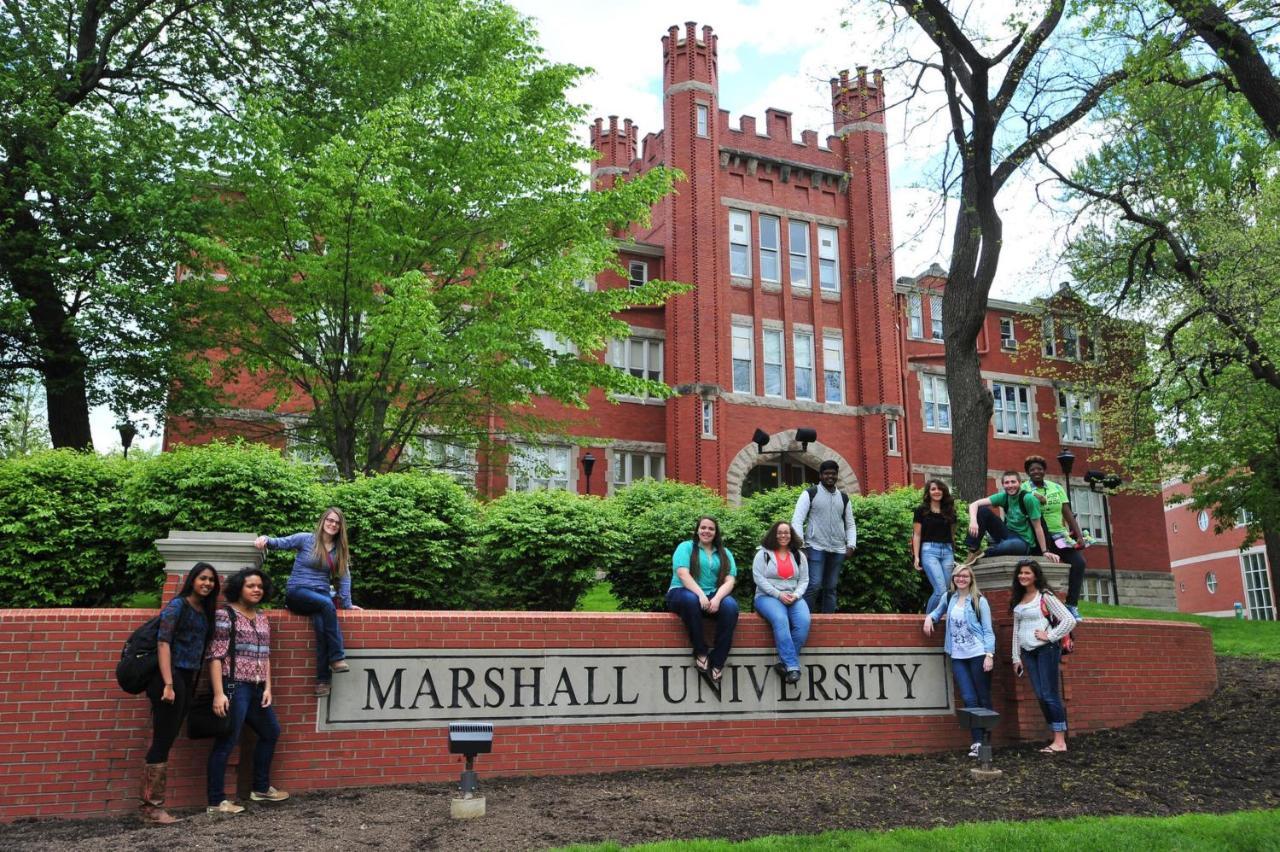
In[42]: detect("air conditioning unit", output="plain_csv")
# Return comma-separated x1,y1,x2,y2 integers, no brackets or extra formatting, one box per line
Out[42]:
1001,339,1018,351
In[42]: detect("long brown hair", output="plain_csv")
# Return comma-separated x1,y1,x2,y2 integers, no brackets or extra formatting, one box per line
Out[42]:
688,516,731,587
312,507,350,578
920,479,957,525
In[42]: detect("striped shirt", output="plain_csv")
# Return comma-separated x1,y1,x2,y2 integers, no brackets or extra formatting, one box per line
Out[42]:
206,607,271,684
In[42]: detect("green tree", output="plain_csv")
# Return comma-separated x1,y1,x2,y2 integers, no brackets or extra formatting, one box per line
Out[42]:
187,0,683,479
0,373,51,458
0,0,320,448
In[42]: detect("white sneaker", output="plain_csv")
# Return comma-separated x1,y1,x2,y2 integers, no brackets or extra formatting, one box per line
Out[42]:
207,800,245,815
250,787,290,803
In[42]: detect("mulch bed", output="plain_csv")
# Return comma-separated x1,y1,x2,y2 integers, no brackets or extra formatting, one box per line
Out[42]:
4,657,1278,851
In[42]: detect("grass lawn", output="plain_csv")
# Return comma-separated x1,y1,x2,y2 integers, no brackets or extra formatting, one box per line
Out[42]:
1080,601,1280,660
576,580,621,612
556,809,1280,851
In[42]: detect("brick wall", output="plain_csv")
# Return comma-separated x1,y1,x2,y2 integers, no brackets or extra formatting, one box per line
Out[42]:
0,607,1216,822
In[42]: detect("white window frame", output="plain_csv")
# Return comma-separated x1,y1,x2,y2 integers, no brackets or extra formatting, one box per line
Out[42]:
930,294,944,340
793,330,815,401
609,336,663,399
886,417,900,455
510,444,573,492
818,225,838,291
1240,551,1275,620
907,293,924,339
991,381,1033,437
1073,488,1108,543
788,220,810,288
413,439,478,487
1043,316,1058,357
628,260,648,289
759,215,781,283
921,373,951,432
695,102,709,137
762,328,785,397
533,329,577,356
999,317,1017,350
1058,389,1098,445
701,399,715,437
729,210,751,278
1062,322,1080,360
731,323,754,394
822,334,844,404
612,451,666,488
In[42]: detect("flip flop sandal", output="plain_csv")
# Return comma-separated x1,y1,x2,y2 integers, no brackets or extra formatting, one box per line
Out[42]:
694,655,710,674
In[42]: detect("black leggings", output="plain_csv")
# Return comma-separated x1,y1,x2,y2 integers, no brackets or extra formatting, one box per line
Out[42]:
145,667,196,764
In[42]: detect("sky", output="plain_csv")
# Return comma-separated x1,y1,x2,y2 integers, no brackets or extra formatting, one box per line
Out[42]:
93,0,1083,453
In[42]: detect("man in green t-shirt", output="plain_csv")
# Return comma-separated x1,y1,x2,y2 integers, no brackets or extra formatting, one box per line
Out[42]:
965,471,1062,562
1022,455,1087,618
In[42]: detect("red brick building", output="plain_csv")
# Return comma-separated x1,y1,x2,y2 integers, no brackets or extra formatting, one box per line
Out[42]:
167,22,1174,604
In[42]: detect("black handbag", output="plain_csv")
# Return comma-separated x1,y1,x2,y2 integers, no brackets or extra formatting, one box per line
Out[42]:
189,606,238,739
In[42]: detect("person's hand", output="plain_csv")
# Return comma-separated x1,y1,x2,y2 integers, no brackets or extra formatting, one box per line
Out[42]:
922,617,934,637
983,655,994,672
780,592,795,605
1012,661,1024,677
846,546,856,557
348,604,363,611
707,596,721,614
914,561,922,572
698,594,710,611
254,535,268,551
968,520,979,537
213,693,230,717
1034,492,1047,505
1044,552,1061,563
161,683,175,704
261,687,272,708
1034,628,1050,642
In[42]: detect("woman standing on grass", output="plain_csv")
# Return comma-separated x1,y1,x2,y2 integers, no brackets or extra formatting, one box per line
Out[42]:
913,479,957,616
666,516,738,693
1010,559,1077,754
139,562,220,824
205,567,288,814
923,562,995,757
752,521,809,684
255,508,358,697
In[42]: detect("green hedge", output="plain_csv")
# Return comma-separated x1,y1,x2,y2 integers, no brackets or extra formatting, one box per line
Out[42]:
0,444,941,613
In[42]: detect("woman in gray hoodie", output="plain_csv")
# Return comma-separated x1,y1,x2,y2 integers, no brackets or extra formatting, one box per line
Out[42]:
752,521,810,683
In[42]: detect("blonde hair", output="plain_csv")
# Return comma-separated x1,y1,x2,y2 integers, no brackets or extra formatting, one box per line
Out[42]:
950,563,983,602
312,507,350,578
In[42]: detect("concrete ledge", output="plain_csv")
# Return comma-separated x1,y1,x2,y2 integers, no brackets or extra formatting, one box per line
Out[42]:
155,530,263,583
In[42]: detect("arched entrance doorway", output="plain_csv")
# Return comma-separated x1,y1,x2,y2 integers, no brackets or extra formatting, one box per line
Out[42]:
724,429,860,504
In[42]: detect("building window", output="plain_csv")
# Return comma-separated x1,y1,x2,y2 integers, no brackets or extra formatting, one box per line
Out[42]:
788,221,810,288
1241,552,1275,620
930,295,944,340
907,293,923,339
1205,571,1217,594
695,102,709,137
822,334,844,404
533,329,576,356
701,399,715,437
1062,322,1080,360
628,261,648,289
1238,507,1256,527
1058,390,1098,444
609,336,663,399
818,226,838,291
999,317,1017,350
759,215,780,283
992,381,1032,437
729,210,751,277
922,373,951,431
794,331,814,400
732,324,753,393
762,328,785,397
1197,509,1210,532
613,451,665,488
1043,316,1057,357
1082,576,1113,604
886,417,899,454
511,444,572,492
414,439,477,486
1073,489,1108,542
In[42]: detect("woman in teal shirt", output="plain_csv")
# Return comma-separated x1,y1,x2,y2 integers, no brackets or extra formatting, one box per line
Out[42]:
666,516,738,692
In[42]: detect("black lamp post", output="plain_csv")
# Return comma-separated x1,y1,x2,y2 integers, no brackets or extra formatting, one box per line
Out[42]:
753,427,818,487
1056,449,1075,509
117,421,137,460
581,452,596,495
1084,470,1123,605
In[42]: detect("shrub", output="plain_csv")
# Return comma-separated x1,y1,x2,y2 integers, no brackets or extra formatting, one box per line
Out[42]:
604,480,727,611
836,488,929,613
478,489,622,611
0,450,132,606
121,441,323,593
328,472,482,609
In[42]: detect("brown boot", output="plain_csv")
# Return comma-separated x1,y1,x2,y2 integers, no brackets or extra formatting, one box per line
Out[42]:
139,762,181,825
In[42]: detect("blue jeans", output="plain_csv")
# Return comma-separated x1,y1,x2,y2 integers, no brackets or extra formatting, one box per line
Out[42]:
950,655,993,744
1023,642,1068,732
666,588,738,670
803,548,847,614
753,595,811,672
965,505,1031,558
206,681,281,804
919,541,953,615
286,587,346,683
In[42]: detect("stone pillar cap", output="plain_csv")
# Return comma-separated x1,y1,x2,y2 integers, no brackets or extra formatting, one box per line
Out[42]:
155,530,264,578
967,555,1069,597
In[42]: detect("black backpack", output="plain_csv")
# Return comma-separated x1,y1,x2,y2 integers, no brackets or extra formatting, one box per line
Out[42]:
115,614,162,694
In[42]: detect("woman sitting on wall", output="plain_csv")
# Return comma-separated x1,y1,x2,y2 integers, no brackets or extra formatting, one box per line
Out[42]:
923,562,996,758
205,567,288,814
255,508,359,697
752,521,810,684
139,562,220,824
913,478,956,617
1010,558,1077,754
666,515,738,693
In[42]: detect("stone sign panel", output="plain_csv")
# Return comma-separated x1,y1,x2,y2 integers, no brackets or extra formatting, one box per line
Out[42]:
319,646,952,730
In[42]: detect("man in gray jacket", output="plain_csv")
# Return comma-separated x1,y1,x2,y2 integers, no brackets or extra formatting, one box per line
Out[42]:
791,460,857,614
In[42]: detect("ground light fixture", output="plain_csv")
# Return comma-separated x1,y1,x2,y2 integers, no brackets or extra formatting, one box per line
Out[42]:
957,707,1001,780
1084,470,1124,604
448,721,494,819
117,420,137,459
581,452,596,495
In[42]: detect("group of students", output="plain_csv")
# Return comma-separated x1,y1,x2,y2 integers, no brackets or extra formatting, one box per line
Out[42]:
138,509,357,822
665,456,1080,756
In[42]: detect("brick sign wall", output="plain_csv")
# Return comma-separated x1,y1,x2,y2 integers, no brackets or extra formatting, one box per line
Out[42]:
0,608,1217,821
